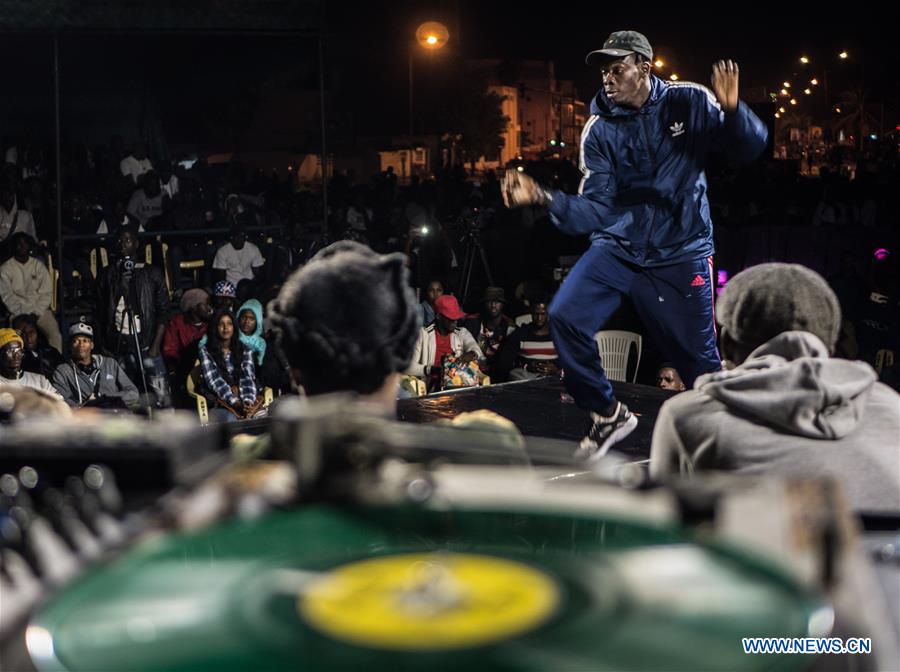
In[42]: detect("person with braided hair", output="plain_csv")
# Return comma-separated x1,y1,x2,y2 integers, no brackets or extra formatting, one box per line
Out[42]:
268,241,421,413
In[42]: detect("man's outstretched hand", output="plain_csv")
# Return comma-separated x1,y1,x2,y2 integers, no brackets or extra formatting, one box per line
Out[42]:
711,60,739,113
502,169,546,208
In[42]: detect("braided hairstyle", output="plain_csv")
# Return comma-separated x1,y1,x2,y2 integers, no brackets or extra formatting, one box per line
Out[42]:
268,241,421,396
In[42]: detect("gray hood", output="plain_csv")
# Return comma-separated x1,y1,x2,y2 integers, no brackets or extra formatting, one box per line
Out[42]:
696,331,877,439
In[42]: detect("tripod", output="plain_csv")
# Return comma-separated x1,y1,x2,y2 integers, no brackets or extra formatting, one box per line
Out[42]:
118,260,154,417
458,229,494,308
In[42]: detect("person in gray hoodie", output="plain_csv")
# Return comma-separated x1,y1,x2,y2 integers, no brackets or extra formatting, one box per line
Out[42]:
51,323,140,410
650,263,900,513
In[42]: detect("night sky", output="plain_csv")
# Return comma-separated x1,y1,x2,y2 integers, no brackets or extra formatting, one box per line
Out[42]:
1,1,897,145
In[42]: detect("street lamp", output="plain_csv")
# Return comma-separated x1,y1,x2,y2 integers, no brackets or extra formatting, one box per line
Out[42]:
654,58,664,68
669,73,679,81
800,56,810,64
839,51,848,59
409,21,449,136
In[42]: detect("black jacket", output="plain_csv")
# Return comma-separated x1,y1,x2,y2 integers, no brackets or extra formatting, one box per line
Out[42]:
96,260,169,351
21,345,64,380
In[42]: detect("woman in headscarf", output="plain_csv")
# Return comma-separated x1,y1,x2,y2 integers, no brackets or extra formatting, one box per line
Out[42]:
236,299,267,364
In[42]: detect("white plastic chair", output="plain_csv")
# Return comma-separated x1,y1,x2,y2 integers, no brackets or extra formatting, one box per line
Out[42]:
594,330,642,383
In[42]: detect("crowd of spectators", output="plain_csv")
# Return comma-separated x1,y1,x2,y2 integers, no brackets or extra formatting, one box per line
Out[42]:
0,132,897,424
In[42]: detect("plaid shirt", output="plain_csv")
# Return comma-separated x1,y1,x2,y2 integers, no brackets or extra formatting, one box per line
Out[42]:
198,344,257,408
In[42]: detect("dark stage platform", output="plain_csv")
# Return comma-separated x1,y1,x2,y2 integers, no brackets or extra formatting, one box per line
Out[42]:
397,376,676,460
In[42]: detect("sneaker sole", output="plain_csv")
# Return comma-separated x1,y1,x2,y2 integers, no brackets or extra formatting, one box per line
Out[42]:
586,414,638,462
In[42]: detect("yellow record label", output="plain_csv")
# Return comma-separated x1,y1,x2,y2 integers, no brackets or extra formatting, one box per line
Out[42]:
299,552,559,649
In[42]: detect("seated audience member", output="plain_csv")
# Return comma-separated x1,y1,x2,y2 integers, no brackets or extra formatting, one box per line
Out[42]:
126,171,168,228
163,288,212,385
407,294,483,391
236,299,267,364
0,328,60,397
268,241,420,412
212,280,238,313
197,308,261,422
11,313,63,379
0,233,62,351
119,141,153,185
213,224,265,287
52,323,140,410
0,184,38,248
650,263,900,513
416,279,444,328
495,298,559,381
655,363,686,392
462,286,515,375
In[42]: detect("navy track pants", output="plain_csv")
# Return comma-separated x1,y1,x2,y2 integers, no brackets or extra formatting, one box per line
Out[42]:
549,244,720,413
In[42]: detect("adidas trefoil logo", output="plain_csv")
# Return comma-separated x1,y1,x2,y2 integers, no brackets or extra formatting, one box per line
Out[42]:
670,121,685,137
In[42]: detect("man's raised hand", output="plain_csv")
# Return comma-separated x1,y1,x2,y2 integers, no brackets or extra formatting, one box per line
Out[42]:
711,60,739,113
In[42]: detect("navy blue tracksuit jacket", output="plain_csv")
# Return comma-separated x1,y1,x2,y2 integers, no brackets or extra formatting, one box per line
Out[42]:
547,75,768,413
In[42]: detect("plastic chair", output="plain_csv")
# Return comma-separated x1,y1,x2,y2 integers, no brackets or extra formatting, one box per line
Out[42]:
179,259,206,287
187,361,274,425
593,330,642,383
45,253,58,313
400,375,427,397
875,349,895,376
89,246,110,279
515,313,533,326
185,364,209,424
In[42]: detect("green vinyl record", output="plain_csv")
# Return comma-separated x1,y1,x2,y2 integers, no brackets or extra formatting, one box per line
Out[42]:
30,504,826,672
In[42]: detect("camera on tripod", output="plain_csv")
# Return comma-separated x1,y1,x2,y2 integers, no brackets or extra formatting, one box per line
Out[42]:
119,257,135,275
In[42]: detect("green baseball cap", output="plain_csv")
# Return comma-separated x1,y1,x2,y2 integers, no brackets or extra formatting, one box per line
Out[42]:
586,30,653,65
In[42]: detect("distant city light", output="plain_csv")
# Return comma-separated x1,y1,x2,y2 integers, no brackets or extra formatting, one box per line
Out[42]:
780,89,789,96
654,59,664,68
804,88,812,95
839,51,848,59
560,142,566,147
811,78,819,85
779,107,786,113
669,73,679,81
775,113,781,119
800,56,809,64
784,82,791,88
835,107,842,113
425,35,438,45
550,139,556,146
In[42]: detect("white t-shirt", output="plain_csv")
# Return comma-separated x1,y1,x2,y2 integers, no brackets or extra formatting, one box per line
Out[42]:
161,175,180,199
115,296,142,335
0,205,37,242
120,156,153,183
127,189,164,226
213,242,265,285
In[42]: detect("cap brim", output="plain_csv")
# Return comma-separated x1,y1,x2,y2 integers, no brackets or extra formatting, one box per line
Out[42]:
585,48,634,65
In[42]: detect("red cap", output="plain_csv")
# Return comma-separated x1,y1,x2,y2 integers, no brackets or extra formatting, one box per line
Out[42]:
434,294,466,320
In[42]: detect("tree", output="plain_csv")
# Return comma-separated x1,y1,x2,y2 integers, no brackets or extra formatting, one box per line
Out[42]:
439,73,509,170
834,85,880,150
